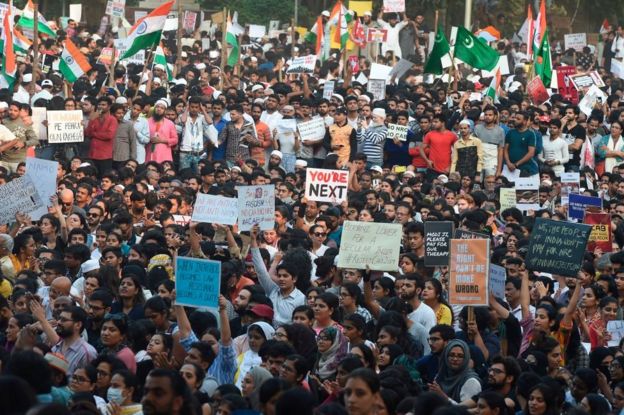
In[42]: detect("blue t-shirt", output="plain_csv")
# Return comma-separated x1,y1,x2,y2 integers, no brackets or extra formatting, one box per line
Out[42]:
505,128,539,176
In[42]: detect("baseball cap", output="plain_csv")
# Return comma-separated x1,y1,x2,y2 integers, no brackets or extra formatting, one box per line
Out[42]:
370,165,383,173
247,304,274,320
45,353,69,375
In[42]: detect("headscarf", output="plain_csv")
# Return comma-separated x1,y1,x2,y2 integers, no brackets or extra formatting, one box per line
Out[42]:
235,322,275,389
435,339,480,402
248,366,273,392
315,326,348,380
287,323,318,370
148,254,174,280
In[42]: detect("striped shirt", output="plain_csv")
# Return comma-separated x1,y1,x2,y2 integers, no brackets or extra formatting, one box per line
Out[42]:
357,124,387,164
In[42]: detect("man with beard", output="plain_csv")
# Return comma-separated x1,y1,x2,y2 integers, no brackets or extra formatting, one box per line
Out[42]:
326,107,356,167
142,369,195,415
356,107,388,168
124,98,150,164
146,99,179,163
503,111,539,179
561,105,586,172
399,272,437,332
251,103,272,166
219,104,253,166
415,324,455,384
30,302,96,376
179,96,212,172
85,289,112,351
474,106,505,177
461,356,521,411
420,113,457,181
85,97,118,176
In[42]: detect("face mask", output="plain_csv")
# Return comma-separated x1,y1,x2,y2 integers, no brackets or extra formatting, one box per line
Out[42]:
107,387,124,405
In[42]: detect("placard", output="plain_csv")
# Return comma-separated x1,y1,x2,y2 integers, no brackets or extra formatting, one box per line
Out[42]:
570,71,605,90
297,118,326,142
585,212,612,252
383,0,405,13
47,110,84,143
388,58,414,79
175,257,221,309
367,28,388,43
0,176,45,224
69,4,82,22
564,33,587,52
527,77,550,105
114,39,146,66
172,215,191,226
370,63,393,80
454,229,489,240
386,123,408,141
561,172,580,200
525,218,591,277
349,1,373,16
579,84,608,117
191,194,238,225
607,320,624,347
367,79,386,102
515,177,539,211
489,264,506,300
424,221,453,266
26,158,58,220
105,0,125,18
449,238,490,306
305,168,349,204
183,11,197,33
98,48,114,65
323,80,335,100
237,185,275,231
286,55,316,74
612,59,624,80
568,193,602,220
499,187,516,213
248,24,266,39
338,221,402,271
557,66,579,105
31,107,47,142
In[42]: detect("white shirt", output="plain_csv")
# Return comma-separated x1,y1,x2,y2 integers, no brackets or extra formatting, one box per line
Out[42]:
540,136,569,176
407,301,437,332
261,110,283,132
612,34,624,59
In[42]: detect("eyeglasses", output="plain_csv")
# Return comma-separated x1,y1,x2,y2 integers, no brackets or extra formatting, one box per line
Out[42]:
87,212,100,218
488,367,505,374
58,317,74,323
71,375,89,383
96,370,110,378
313,232,326,237
88,304,106,311
274,332,288,340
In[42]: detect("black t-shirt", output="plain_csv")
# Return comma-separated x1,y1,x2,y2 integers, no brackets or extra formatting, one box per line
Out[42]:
562,124,586,166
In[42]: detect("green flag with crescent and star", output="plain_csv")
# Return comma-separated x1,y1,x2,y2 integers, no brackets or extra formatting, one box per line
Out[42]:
424,26,451,75
534,29,552,88
454,26,499,71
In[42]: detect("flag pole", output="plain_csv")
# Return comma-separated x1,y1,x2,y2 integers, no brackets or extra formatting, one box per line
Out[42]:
133,48,154,101
30,2,40,96
109,46,117,87
176,0,182,62
220,7,227,90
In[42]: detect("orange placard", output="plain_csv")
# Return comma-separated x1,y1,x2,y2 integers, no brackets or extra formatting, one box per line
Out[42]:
449,238,490,306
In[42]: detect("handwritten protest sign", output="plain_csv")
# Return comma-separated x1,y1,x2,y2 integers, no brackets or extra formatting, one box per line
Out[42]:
114,39,145,66
338,221,402,271
237,185,275,231
449,238,490,306
607,320,624,347
564,33,587,51
0,176,45,224
26,158,58,220
386,123,409,141
367,79,386,102
489,264,507,300
305,168,349,204
383,0,405,12
322,80,335,100
424,221,453,266
568,193,602,220
455,229,489,240
286,55,316,74
526,218,591,277
499,187,516,213
175,257,221,309
585,212,612,252
172,215,191,226
47,110,83,143
297,118,326,142
248,24,266,39
191,194,238,225
579,84,608,117
557,66,579,104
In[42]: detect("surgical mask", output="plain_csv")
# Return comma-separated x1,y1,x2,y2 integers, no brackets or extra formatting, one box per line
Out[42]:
107,387,124,405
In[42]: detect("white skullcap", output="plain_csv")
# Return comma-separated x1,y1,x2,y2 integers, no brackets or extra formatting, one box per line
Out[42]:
155,98,169,108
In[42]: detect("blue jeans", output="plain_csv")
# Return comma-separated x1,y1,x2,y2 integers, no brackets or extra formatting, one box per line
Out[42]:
179,152,202,173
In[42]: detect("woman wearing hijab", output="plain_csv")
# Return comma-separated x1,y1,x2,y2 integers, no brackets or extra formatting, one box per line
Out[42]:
242,366,273,411
235,322,275,389
314,326,348,382
429,339,482,403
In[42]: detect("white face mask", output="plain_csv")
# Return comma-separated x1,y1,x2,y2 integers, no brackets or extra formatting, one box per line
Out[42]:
107,387,124,405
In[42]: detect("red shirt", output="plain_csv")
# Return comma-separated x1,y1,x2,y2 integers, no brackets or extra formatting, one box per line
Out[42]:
85,114,118,160
423,130,457,173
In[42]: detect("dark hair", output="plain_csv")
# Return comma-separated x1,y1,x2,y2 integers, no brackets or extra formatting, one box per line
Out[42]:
259,377,291,405
316,292,340,320
103,313,129,335
477,391,508,415
145,369,195,415
524,383,558,415
350,343,376,369
429,324,456,341
6,350,53,394
346,368,380,393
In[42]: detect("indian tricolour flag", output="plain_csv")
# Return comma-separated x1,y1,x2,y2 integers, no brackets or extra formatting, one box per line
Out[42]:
226,14,240,66
153,42,174,81
13,28,32,54
304,16,324,57
59,38,91,83
17,0,56,38
484,68,501,102
1,1,16,88
120,1,174,60
328,1,352,50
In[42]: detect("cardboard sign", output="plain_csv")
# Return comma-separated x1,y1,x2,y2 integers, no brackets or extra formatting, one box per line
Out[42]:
350,1,373,16
570,71,605,90
47,110,84,143
0,176,45,224
305,168,349,204
526,218,591,277
105,0,125,18
424,221,453,266
172,215,191,226
489,264,507,300
568,193,602,220
286,55,316,74
564,33,587,52
25,158,58,220
338,221,402,271
297,118,326,142
585,212,612,252
383,0,405,13
561,172,580,202
499,187,516,213
515,177,540,211
114,39,145,66
557,66,579,104
454,229,489,240
367,28,388,43
175,257,221,309
69,4,82,22
527,77,550,105
579,84,608,117
386,123,408,141
183,11,197,33
370,63,393,80
449,238,490,306
237,185,275,231
191,194,238,225
248,24,266,39
31,107,47,142
607,320,624,347
322,80,335,100
367,79,386,102
98,48,114,65
389,58,414,79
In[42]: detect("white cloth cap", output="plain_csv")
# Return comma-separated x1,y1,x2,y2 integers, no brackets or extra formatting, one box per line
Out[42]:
372,108,386,118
